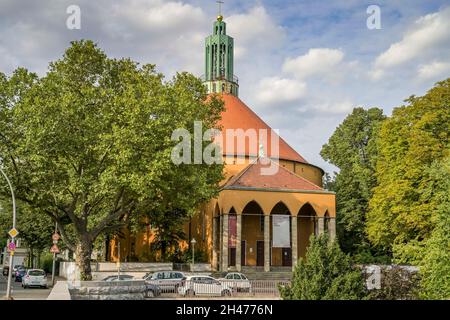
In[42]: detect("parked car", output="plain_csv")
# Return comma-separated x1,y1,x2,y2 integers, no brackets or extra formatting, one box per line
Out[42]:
145,283,161,298
15,268,27,282
101,275,134,281
178,276,232,297
2,266,9,276
219,272,252,292
22,269,48,288
144,271,184,293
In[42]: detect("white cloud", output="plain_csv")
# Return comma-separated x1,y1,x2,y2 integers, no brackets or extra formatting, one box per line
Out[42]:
110,0,205,32
226,6,285,60
282,48,344,79
256,76,306,106
372,7,450,78
417,61,450,81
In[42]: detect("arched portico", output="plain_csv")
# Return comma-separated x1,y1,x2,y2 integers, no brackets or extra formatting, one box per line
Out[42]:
297,203,317,259
270,202,292,267
215,189,336,272
241,201,265,268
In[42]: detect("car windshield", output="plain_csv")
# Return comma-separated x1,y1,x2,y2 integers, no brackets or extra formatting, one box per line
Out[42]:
29,270,45,276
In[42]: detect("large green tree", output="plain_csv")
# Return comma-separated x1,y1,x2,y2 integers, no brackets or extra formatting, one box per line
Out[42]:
321,107,386,258
0,40,224,279
367,79,450,259
417,156,450,299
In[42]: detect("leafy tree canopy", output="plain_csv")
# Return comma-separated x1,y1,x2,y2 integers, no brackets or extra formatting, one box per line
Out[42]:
0,40,224,279
321,107,386,258
367,79,450,257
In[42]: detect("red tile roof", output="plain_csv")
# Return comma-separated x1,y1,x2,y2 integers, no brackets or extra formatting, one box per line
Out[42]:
224,158,322,191
216,94,308,163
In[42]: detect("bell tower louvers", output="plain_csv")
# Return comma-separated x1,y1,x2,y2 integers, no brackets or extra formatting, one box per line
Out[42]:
203,15,239,97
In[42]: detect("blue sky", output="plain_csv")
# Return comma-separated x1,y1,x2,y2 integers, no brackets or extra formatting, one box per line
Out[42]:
1,0,449,174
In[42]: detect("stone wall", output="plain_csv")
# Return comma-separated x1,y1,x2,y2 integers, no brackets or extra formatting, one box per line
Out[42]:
68,280,146,300
60,262,173,281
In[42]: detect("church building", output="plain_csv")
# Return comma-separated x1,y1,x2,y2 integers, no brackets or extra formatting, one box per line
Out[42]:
109,13,336,272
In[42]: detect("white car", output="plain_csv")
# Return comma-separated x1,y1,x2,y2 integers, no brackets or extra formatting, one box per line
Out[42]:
22,269,48,288
178,276,232,297
219,273,252,292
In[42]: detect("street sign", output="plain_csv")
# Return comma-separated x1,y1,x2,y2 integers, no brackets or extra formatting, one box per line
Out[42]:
52,233,60,241
7,242,16,251
8,228,19,238
50,244,60,254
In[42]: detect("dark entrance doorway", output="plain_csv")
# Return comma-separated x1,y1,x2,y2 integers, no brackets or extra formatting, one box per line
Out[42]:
282,248,292,266
256,241,264,266
241,241,246,266
229,248,236,266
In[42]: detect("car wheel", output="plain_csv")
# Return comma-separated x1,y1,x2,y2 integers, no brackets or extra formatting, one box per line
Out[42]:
186,289,195,297
221,290,231,297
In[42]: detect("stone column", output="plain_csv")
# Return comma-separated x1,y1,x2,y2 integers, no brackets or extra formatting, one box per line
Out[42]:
212,217,218,271
219,215,223,269
291,216,298,271
317,217,324,236
264,215,270,272
236,214,242,271
329,218,336,242
221,214,229,271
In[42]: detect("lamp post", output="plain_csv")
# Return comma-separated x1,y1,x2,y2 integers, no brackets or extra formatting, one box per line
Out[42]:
190,238,196,272
0,166,17,300
51,222,59,287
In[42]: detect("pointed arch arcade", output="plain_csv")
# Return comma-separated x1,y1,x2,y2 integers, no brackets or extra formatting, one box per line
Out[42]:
270,202,292,267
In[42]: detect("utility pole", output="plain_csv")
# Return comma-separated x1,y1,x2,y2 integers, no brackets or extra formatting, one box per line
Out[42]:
1,166,17,300
191,238,196,272
117,241,121,279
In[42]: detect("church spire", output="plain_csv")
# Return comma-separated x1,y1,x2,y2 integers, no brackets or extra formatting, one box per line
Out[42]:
203,2,239,96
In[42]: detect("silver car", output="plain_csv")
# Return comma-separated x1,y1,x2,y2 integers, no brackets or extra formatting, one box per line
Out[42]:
22,269,47,288
178,276,232,297
144,271,185,293
219,272,252,293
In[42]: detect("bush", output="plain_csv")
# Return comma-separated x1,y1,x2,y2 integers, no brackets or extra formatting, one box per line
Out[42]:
40,252,54,274
280,234,367,300
366,265,420,300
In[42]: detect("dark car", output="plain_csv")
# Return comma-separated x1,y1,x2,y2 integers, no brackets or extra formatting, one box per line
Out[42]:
145,283,161,298
2,266,9,276
15,268,27,282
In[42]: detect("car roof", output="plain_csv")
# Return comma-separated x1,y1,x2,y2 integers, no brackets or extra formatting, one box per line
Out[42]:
27,269,45,272
185,275,213,279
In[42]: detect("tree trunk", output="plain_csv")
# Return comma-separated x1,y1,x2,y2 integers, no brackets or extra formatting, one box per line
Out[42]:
75,239,93,281
37,251,41,268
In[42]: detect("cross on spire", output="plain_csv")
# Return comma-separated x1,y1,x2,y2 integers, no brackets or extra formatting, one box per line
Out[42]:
216,0,224,16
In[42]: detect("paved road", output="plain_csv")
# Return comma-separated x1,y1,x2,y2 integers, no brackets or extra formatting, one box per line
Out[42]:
0,274,52,300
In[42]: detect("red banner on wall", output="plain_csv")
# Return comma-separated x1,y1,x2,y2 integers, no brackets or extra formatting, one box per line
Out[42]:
228,215,237,248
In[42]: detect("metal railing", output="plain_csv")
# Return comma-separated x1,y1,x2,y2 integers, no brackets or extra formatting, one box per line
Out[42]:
145,279,290,298
199,74,239,84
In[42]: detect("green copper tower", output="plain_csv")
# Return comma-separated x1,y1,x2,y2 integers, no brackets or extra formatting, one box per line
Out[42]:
203,14,239,96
